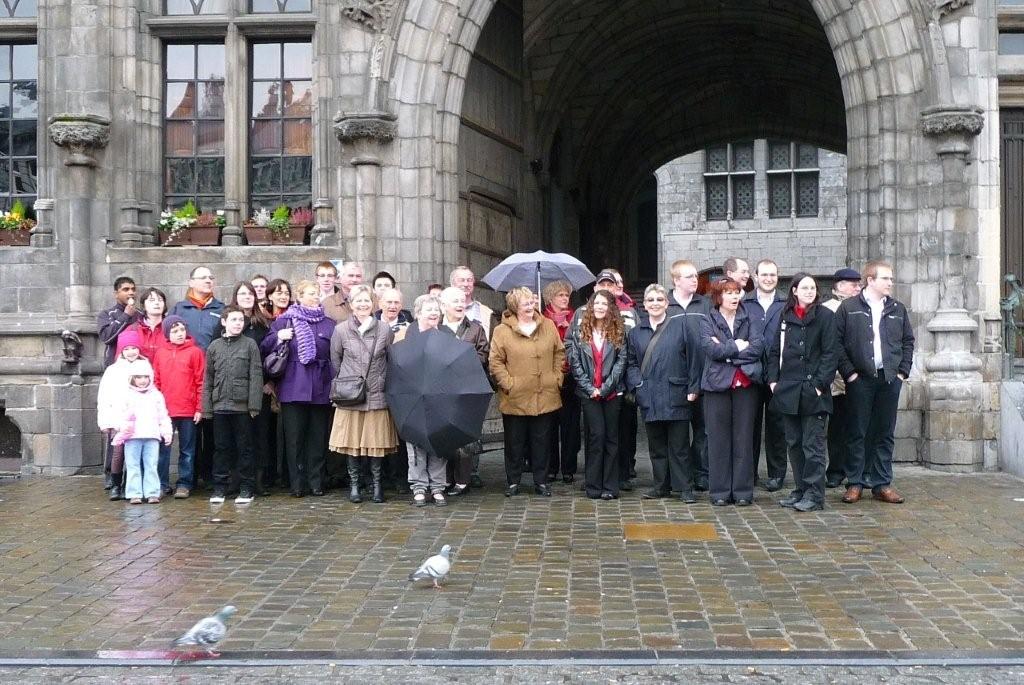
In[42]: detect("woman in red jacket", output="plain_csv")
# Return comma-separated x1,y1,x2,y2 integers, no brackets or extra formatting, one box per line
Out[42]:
153,315,205,499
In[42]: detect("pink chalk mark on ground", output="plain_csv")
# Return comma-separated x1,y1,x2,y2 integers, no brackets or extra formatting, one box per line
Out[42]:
97,649,220,661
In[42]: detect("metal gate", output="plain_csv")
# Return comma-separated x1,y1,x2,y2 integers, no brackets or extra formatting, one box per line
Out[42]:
1002,108,1024,283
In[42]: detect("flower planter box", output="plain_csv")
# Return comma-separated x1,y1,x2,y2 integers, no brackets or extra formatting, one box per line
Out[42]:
244,224,309,246
159,226,221,246
0,228,31,246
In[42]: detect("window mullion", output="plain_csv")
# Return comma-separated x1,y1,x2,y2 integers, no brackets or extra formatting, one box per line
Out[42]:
223,24,247,220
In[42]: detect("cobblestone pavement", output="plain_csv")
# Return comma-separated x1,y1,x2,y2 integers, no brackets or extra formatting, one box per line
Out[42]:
1,460,1024,657
1,665,1024,684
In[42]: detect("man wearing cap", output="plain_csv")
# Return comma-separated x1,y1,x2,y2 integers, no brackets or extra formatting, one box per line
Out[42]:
821,268,862,488
835,260,914,505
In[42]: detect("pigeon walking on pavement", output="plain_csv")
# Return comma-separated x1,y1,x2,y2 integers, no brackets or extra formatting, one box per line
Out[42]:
171,605,237,656
408,544,452,589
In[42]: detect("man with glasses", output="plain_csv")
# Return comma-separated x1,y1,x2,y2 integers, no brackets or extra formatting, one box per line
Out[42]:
667,259,711,491
835,260,914,505
314,261,338,302
821,268,863,488
170,266,224,350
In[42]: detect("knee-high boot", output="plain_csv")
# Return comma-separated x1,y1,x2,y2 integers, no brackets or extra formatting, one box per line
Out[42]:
371,459,384,503
347,455,362,503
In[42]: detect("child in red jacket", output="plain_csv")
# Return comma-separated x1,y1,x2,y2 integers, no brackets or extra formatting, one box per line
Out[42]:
154,315,205,498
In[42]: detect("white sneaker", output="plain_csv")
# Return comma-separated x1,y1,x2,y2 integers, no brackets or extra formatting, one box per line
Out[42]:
209,491,226,504
234,491,254,504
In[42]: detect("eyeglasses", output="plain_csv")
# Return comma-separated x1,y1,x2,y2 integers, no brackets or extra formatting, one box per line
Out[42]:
192,274,214,281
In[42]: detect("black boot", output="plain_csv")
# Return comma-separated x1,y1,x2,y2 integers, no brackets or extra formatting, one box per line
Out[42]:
109,474,123,501
347,456,362,503
371,459,385,504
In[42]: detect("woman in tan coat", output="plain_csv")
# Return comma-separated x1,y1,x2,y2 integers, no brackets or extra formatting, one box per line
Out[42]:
329,284,397,504
488,286,565,497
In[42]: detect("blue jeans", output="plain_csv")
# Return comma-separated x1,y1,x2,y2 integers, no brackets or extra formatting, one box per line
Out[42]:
159,417,198,490
124,438,160,499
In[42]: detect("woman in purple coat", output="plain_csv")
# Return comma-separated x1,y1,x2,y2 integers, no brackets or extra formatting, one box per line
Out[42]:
262,279,336,497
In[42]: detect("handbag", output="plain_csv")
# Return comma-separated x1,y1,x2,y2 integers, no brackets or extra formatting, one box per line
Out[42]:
624,319,670,405
263,321,293,380
331,322,379,406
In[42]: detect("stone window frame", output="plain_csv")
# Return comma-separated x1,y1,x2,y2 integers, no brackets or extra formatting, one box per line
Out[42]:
703,142,755,221
766,140,820,219
0,11,36,215
146,3,316,231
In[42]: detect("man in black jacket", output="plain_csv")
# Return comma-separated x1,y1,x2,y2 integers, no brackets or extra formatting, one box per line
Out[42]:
667,259,711,491
97,276,141,367
742,259,788,491
834,260,915,505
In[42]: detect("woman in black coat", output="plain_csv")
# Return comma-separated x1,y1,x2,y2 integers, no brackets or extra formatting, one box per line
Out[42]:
625,284,696,502
567,289,628,500
766,273,839,512
700,278,764,506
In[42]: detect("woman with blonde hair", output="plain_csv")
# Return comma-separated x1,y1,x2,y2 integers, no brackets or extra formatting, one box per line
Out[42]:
329,283,397,504
489,286,565,497
566,289,627,499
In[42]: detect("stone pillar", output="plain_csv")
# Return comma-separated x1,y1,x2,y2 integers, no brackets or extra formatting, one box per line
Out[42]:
48,113,111,327
334,110,397,265
311,197,337,246
118,200,156,247
920,104,988,471
30,199,55,248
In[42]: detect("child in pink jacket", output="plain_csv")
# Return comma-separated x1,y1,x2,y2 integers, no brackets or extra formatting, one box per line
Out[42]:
111,359,173,504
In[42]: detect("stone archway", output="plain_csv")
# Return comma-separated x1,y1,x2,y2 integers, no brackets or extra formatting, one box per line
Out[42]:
377,0,998,468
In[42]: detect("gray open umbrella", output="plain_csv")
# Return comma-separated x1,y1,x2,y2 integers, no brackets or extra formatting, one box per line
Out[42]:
480,249,595,296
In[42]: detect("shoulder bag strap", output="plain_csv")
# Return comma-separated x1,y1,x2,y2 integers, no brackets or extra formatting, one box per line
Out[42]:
640,321,669,377
351,320,380,379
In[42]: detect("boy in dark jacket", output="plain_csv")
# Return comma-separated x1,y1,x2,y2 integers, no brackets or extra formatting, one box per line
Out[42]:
153,315,205,499
202,306,263,504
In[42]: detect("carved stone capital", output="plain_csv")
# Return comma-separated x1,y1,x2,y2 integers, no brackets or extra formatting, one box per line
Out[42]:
920,104,984,158
48,114,111,167
341,0,397,32
334,110,397,144
934,0,974,19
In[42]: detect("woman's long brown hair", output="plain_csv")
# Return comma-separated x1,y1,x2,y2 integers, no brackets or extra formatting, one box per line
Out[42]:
579,289,625,348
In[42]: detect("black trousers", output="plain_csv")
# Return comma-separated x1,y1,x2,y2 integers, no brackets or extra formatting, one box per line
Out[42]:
618,402,639,482
196,420,216,485
386,441,409,490
844,373,902,491
548,377,581,477
212,412,256,491
447,440,479,486
581,396,621,497
503,412,554,486
705,386,758,502
688,397,709,483
783,412,828,504
825,393,848,485
753,385,788,480
253,393,277,489
281,402,331,494
646,419,691,494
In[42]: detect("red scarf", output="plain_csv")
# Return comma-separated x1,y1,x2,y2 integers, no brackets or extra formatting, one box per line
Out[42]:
732,369,752,389
795,304,808,319
543,304,572,342
591,338,604,390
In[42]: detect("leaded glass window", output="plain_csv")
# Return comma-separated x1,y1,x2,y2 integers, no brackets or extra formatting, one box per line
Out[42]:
251,0,312,12
165,0,227,15
0,44,37,212
766,141,819,218
164,43,225,210
704,142,754,221
1,0,35,17
250,41,313,211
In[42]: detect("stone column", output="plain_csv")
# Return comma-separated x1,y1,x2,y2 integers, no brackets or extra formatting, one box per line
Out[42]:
334,110,397,265
30,199,54,248
48,113,111,328
920,104,988,471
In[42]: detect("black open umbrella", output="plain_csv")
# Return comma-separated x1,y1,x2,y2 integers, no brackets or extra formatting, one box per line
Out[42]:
385,328,493,456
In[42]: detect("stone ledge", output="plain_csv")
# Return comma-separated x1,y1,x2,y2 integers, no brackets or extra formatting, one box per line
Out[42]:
105,246,341,264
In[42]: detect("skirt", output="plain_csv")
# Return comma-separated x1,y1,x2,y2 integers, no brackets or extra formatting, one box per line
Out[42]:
329,408,398,457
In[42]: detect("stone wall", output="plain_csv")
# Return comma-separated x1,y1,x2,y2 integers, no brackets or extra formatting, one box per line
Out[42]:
656,142,848,279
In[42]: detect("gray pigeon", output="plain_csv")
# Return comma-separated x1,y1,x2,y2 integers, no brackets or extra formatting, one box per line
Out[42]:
408,544,452,589
171,605,236,655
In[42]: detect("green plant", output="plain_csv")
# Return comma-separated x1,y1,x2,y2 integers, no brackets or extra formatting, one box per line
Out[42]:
0,200,35,232
268,204,291,235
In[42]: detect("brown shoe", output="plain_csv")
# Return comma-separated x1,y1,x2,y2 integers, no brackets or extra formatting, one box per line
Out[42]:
841,485,863,504
872,486,905,504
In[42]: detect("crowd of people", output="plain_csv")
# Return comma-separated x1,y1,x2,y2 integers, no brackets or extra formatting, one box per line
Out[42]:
95,254,914,511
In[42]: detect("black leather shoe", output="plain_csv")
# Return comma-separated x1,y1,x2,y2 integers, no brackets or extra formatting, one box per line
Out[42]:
779,494,801,508
711,498,729,506
563,474,574,484
109,485,122,501
763,478,783,492
679,491,697,504
311,489,325,497
735,498,752,506
290,491,303,498
470,474,484,488
504,484,519,497
396,483,411,494
535,484,552,497
825,478,843,489
103,473,114,490
447,484,469,497
348,485,362,503
793,498,823,512
694,478,709,492
600,492,614,500
641,489,668,499
620,479,634,491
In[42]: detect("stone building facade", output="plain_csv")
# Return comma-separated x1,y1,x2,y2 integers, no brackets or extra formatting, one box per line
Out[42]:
0,0,1008,475
656,141,849,279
